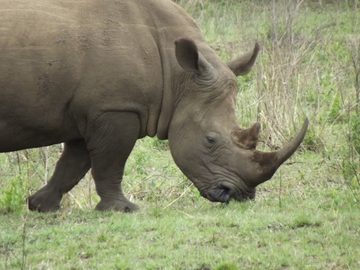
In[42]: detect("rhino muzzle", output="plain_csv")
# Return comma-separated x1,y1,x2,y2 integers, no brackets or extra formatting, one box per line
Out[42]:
205,184,232,203
203,182,256,203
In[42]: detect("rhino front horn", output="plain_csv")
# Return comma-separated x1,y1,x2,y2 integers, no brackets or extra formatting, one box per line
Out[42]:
240,118,309,187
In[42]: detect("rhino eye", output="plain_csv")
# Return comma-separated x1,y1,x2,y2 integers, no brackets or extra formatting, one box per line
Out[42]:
206,136,215,144
205,132,219,147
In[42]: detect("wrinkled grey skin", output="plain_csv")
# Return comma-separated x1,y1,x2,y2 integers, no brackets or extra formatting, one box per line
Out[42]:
0,0,308,212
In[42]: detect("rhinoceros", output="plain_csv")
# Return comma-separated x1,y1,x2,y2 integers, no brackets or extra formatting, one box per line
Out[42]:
0,0,308,212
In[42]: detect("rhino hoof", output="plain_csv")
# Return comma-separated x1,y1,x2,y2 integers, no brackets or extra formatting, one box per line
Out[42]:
95,199,139,212
27,190,62,212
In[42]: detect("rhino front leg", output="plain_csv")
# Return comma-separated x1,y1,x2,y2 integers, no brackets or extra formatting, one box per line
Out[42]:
28,139,91,212
87,112,140,212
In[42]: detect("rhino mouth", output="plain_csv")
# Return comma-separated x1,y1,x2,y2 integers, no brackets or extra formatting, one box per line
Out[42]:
203,182,256,203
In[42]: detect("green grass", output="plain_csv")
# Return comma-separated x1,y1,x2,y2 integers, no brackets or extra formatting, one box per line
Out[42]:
1,0,360,269
1,186,359,269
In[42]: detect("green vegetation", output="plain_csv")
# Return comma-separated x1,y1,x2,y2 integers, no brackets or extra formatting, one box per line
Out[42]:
1,0,359,269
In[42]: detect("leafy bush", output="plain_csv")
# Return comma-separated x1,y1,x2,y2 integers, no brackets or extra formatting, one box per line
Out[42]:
0,175,28,213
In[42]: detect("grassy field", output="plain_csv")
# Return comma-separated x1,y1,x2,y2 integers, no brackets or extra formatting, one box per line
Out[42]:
1,0,359,269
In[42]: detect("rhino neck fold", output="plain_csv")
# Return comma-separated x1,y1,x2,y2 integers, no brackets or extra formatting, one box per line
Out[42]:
155,43,216,140
147,1,210,140
149,14,175,140
156,50,175,140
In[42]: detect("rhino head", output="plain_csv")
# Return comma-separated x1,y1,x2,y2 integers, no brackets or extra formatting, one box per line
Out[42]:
168,38,308,203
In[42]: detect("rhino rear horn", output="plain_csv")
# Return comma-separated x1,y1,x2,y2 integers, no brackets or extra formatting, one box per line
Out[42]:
242,118,309,187
232,122,261,150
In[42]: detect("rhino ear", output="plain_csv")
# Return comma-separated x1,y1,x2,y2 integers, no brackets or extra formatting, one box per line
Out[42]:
227,43,260,76
175,38,213,74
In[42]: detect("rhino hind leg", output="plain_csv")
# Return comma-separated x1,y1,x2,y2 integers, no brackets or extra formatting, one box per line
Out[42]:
87,112,140,212
27,139,91,212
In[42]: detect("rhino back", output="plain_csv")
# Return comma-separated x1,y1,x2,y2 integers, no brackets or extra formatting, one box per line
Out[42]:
0,0,201,151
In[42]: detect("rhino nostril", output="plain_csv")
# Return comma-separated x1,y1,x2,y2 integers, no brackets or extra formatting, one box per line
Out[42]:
207,185,231,203
220,186,231,202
